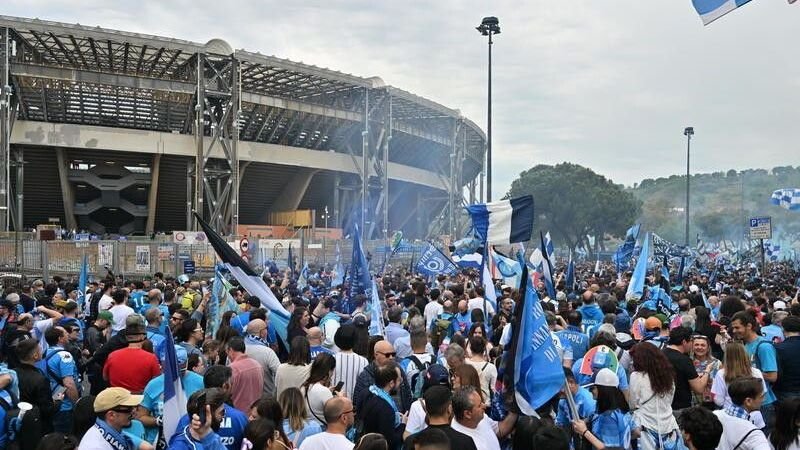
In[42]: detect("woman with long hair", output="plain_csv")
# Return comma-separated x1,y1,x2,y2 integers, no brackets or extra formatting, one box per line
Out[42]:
451,364,483,400
275,336,311,398
466,322,493,356
710,341,769,428
215,310,237,342
247,397,293,448
242,418,291,450
628,343,682,450
693,306,722,358
300,353,337,427
279,387,323,448
572,368,638,450
176,318,203,358
770,397,800,450
287,306,310,343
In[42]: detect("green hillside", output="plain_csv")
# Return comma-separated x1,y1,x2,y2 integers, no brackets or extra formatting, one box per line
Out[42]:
630,166,800,247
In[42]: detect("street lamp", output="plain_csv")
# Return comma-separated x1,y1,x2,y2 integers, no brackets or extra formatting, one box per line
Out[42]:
683,126,694,246
477,16,500,202
322,206,330,265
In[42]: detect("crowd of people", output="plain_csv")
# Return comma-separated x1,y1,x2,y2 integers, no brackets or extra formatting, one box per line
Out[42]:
0,256,798,450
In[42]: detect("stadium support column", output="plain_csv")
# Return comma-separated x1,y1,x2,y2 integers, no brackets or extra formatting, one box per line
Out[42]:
361,88,369,237
55,148,77,230
382,93,391,249
448,118,463,239
0,27,10,232
146,154,161,235
193,46,240,236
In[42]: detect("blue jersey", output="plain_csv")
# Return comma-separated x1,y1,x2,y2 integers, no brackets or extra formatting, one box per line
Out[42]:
177,404,247,450
591,410,635,449
556,326,590,360
231,312,251,335
43,347,79,412
129,291,148,312
141,371,205,443
746,337,777,405
556,386,597,427
578,304,604,338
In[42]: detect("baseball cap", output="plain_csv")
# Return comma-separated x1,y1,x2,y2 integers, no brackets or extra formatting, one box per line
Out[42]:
773,300,787,311
174,345,189,367
94,387,143,412
97,311,115,325
584,368,619,388
422,364,450,391
645,316,662,331
124,314,146,335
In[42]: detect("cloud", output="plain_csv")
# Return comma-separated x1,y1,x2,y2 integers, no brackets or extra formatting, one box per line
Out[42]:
5,0,799,196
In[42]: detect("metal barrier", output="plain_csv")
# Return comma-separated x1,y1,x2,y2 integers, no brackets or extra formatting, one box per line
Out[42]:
0,237,427,282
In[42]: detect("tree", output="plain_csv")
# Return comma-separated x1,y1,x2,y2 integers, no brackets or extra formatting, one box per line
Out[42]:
505,163,642,254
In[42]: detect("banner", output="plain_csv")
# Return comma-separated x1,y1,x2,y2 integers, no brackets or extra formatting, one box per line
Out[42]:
98,243,113,267
135,245,151,272
417,244,458,277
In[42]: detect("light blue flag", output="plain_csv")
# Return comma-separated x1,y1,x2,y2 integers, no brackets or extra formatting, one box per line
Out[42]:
545,232,555,259
692,0,753,25
297,262,310,290
368,281,385,336
540,232,557,300
332,243,344,286
77,253,88,311
661,256,671,284
626,233,650,301
347,224,373,316
514,277,565,414
161,327,186,444
491,248,522,289
771,188,800,211
417,243,458,277
207,264,237,339
565,252,575,292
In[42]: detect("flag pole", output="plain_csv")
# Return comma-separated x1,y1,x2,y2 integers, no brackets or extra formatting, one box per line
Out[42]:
564,381,580,422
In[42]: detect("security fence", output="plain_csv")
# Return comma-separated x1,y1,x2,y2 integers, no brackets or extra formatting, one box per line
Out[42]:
0,237,426,283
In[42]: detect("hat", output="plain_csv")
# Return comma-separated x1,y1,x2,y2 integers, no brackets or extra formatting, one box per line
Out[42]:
500,284,510,291
773,300,787,311
94,387,143,412
124,314,146,335
689,285,699,293
584,368,620,388
422,364,450,391
174,345,188,367
97,311,115,324
645,316,662,331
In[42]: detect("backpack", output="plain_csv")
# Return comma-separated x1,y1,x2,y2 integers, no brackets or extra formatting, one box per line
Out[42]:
35,349,70,390
430,315,452,350
402,355,431,399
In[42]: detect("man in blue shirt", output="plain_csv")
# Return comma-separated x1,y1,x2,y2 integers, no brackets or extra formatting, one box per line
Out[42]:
760,310,787,344
384,306,409,346
731,310,778,434
42,326,81,434
144,307,167,361
577,291,604,338
450,300,472,337
556,310,589,361
176,365,247,450
230,296,262,334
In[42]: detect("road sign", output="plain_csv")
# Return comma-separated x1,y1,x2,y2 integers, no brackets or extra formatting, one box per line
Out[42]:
183,260,196,274
749,216,772,240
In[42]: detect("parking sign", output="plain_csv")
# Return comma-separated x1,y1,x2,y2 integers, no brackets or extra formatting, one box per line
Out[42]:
749,216,772,240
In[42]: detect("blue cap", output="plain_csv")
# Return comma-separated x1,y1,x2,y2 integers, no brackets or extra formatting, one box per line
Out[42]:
174,345,188,368
422,364,450,391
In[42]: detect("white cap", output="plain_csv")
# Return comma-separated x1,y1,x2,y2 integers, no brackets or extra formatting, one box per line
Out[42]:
585,368,619,388
774,300,787,311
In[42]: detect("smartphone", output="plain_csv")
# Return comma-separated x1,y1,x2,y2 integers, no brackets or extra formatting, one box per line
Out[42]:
333,381,345,393
52,385,67,401
194,392,208,425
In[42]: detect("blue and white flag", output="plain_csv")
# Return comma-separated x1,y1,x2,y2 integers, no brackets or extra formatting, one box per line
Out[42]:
297,262,310,290
77,253,88,311
692,0,753,25
207,264,238,339
452,252,483,269
613,224,641,270
661,256,671,284
348,224,373,316
771,188,800,211
565,252,575,292
539,232,557,300
368,281,385,336
491,248,523,289
626,233,650,301
676,256,686,284
513,273,565,414
417,244,458,277
466,196,534,245
195,213,291,347
544,232,555,259
332,243,344,286
161,327,186,445
764,241,782,261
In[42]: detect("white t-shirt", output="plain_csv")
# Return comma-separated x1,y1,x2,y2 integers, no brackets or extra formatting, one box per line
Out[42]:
713,410,771,450
451,416,500,450
468,297,496,316
465,359,497,402
424,301,444,329
109,304,135,333
405,399,427,435
404,353,434,387
298,431,354,450
99,294,114,311
302,383,333,427
78,425,112,450
711,368,767,428
33,318,54,353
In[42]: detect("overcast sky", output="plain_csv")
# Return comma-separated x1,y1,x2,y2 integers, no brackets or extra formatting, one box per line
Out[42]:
6,1,799,195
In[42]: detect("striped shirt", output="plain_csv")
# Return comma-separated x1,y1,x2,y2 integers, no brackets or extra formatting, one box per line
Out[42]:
333,351,369,400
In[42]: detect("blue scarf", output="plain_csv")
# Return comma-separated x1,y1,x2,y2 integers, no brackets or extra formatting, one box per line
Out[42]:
245,334,268,347
368,385,401,428
724,404,750,421
94,419,134,450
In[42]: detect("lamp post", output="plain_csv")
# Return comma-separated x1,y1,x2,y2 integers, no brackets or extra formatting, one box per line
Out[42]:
477,16,500,202
322,206,330,266
683,127,694,246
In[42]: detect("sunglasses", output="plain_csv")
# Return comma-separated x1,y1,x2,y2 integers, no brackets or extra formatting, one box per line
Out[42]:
112,407,134,414
377,352,396,358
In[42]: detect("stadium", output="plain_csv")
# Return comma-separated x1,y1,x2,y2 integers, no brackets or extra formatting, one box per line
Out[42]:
0,15,486,241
